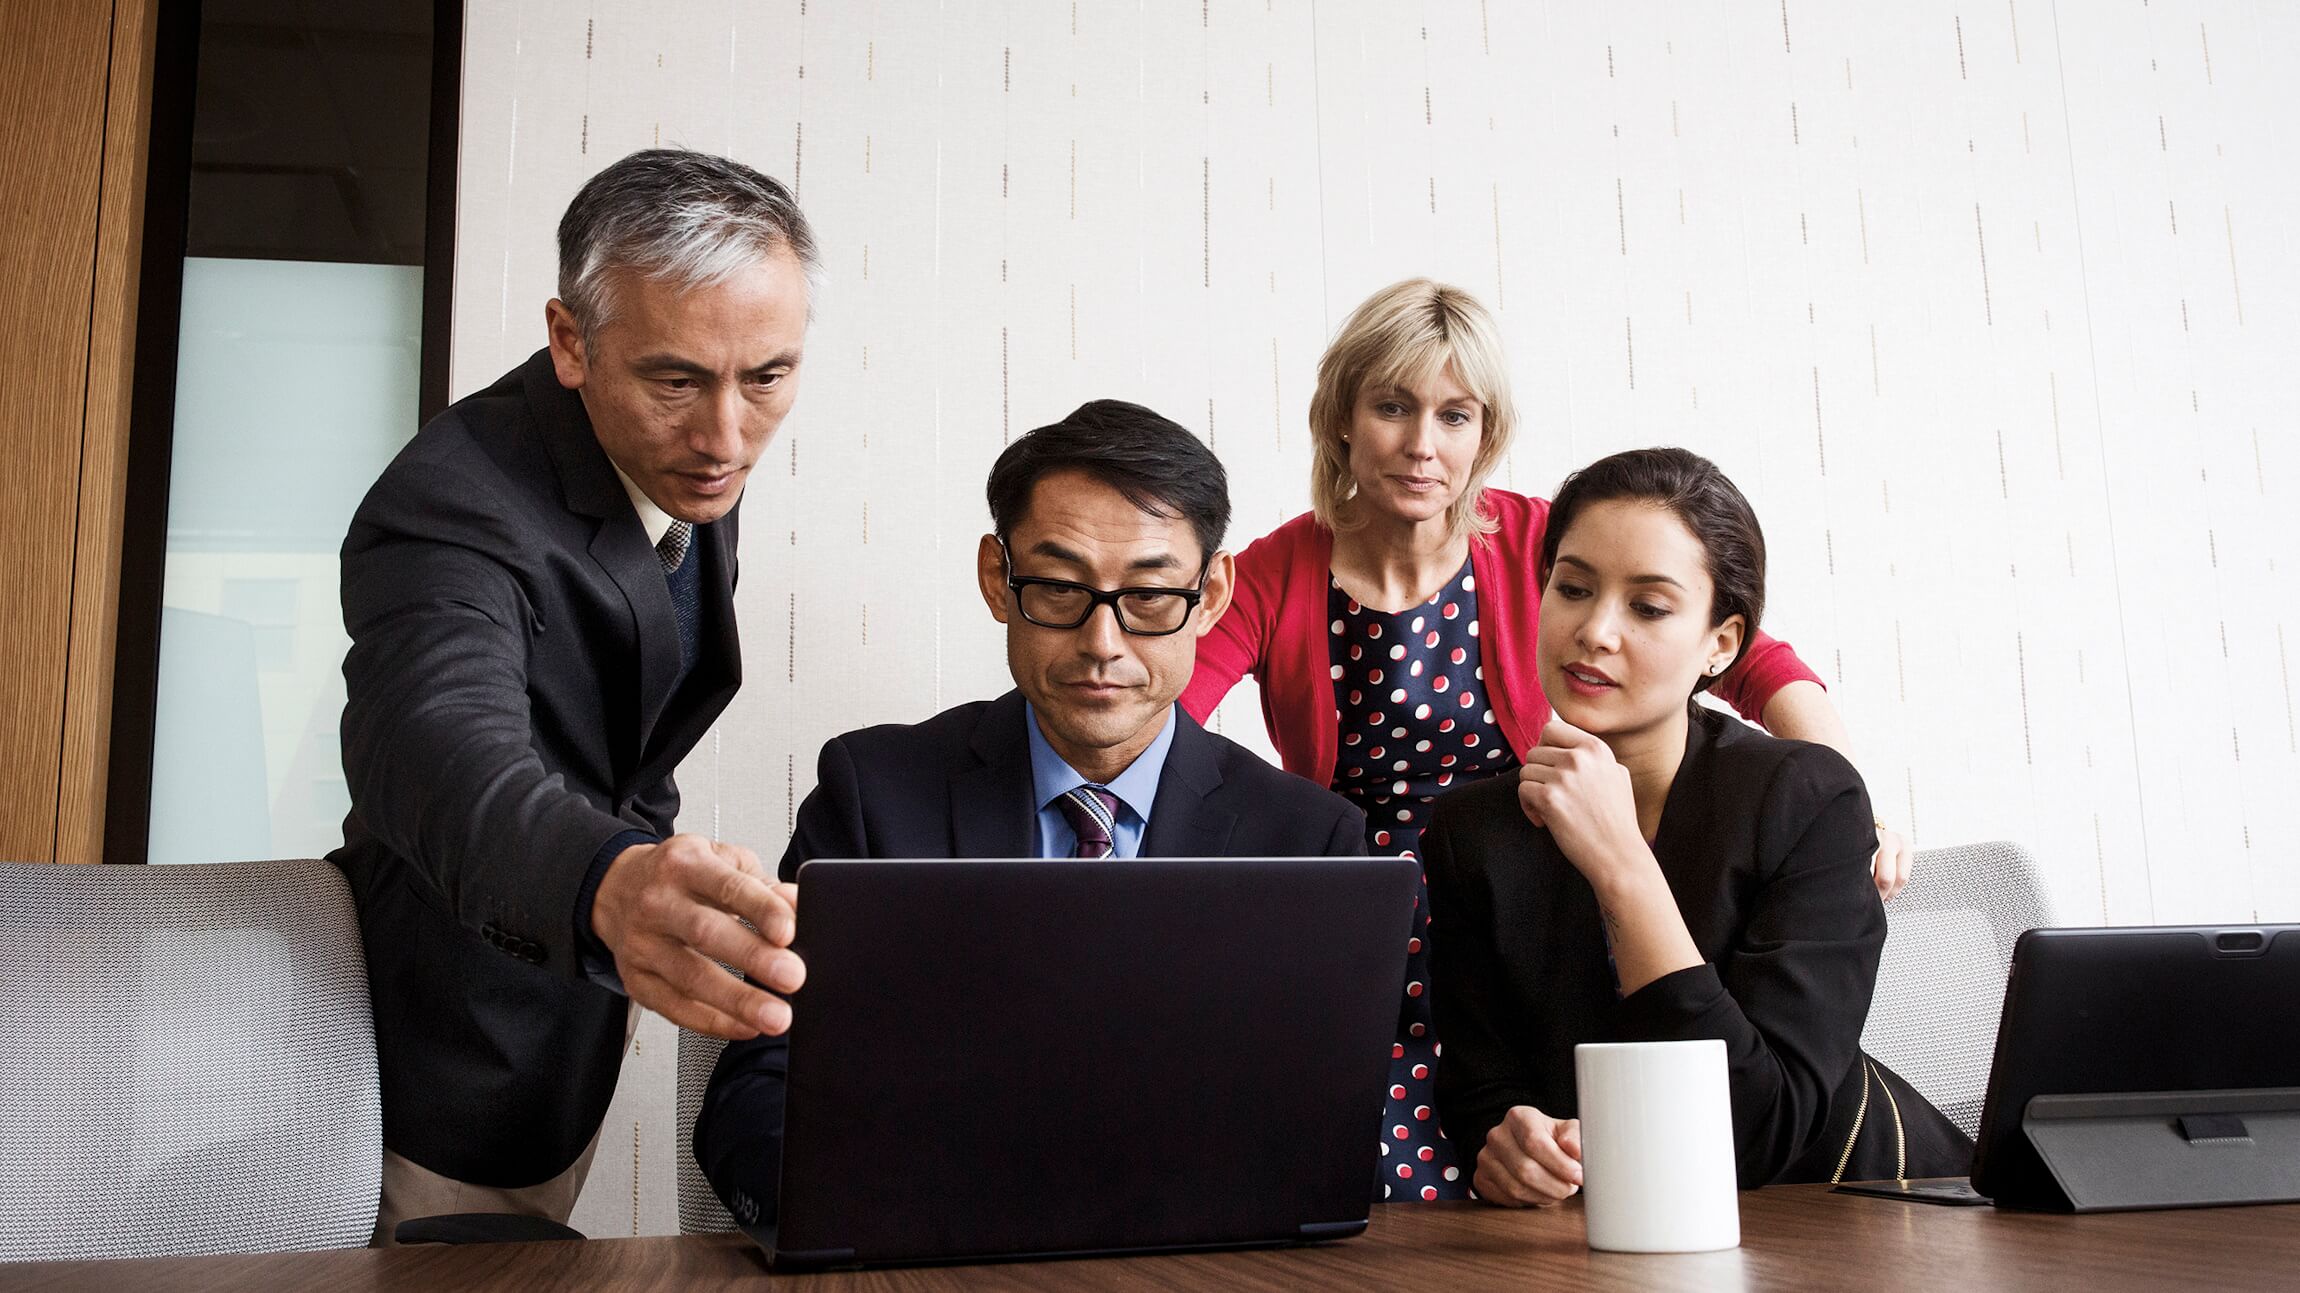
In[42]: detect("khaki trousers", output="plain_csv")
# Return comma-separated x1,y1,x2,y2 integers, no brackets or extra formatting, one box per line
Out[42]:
369,1002,640,1246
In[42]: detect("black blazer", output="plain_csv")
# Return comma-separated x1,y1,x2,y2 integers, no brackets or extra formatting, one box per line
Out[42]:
1423,706,1970,1188
694,690,1367,1228
330,349,741,1187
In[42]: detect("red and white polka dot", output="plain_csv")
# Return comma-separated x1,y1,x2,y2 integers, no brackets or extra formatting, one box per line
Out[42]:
1325,564,1520,1204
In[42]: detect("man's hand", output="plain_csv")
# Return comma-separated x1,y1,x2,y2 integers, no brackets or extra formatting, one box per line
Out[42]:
1872,823,1913,901
1473,1105,1584,1207
589,833,805,1039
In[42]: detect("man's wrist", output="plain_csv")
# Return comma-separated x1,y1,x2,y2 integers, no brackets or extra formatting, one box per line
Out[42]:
577,829,658,991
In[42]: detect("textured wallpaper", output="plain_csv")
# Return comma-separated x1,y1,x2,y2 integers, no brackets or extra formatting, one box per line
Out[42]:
453,0,2299,1236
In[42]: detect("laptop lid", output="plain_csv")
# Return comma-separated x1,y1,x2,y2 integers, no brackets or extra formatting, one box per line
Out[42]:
1970,923,2300,1206
764,856,1418,1270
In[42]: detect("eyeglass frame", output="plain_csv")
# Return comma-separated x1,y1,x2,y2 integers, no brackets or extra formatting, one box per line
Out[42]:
996,537,1215,637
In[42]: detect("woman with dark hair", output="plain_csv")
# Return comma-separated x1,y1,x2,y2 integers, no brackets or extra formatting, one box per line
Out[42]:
1181,279,1909,1200
1423,448,1970,1205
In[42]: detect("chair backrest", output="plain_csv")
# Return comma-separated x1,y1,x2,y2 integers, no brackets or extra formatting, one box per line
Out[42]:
1860,841,2055,1138
0,859,382,1261
675,1028,736,1234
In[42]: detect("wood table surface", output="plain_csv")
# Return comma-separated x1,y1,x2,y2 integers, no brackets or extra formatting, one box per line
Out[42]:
8,1187,2299,1291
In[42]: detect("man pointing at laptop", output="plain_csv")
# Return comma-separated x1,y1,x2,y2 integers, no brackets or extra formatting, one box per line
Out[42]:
694,399,1368,1226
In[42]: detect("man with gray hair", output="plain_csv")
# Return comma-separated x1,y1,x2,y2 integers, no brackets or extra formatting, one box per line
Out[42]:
333,148,813,1239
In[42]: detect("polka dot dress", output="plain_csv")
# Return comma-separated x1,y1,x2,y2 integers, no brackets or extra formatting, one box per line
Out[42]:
1328,559,1518,1201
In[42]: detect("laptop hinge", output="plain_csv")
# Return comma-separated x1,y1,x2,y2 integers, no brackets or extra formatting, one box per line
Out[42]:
767,1246,858,1271
1297,1220,1367,1241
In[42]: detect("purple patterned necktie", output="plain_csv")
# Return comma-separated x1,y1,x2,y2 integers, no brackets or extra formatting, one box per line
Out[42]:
1055,785,1120,859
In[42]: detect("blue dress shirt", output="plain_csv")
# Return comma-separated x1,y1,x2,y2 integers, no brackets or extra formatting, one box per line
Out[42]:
1024,702,1177,858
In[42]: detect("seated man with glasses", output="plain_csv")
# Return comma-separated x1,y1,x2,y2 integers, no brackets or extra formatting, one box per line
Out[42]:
692,398,1366,1227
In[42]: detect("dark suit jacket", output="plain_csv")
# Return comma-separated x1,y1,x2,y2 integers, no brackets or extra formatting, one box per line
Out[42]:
330,349,741,1187
1423,706,1970,1188
693,690,1367,1228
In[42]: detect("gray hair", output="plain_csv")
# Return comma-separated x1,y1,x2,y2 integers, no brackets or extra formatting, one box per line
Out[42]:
556,148,823,342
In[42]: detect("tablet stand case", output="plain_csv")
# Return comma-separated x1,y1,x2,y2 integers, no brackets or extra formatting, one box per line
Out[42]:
2015,1087,2300,1212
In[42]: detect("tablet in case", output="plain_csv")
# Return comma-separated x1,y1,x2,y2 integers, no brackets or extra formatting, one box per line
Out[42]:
1970,924,2300,1212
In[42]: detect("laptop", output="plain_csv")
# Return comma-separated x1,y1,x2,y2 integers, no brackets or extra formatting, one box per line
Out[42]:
752,856,1419,1271
1969,923,2300,1211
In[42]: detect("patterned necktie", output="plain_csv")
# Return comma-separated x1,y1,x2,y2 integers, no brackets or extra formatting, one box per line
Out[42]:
656,520,693,573
1055,785,1120,859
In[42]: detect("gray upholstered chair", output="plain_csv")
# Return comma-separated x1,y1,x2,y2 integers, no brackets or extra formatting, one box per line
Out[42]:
0,859,382,1261
1861,840,2056,1138
676,1028,738,1233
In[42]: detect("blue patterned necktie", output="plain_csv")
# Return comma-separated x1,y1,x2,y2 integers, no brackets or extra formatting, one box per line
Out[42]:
656,520,694,573
1055,785,1120,859
656,520,700,672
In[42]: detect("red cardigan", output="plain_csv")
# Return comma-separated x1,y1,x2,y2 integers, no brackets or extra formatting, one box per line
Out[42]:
1181,490,1824,787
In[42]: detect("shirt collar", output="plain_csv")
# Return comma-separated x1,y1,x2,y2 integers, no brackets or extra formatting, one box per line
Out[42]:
609,462,679,549
1023,701,1177,825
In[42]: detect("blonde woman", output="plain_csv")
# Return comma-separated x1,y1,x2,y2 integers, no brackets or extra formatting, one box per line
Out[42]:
1181,279,1904,1201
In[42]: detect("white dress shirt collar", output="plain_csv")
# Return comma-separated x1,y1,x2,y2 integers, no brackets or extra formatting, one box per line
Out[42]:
609,462,679,549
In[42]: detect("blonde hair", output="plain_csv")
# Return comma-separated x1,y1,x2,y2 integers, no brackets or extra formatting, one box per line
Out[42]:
1307,278,1518,540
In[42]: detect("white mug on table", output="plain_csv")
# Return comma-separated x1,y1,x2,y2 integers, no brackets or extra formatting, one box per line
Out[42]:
1573,1038,1740,1253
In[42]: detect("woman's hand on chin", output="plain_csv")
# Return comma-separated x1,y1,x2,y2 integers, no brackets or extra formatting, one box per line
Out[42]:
1517,717,1650,886
1473,1106,1584,1207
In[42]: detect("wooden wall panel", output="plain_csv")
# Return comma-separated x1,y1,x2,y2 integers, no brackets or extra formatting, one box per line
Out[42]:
0,0,150,863
55,0,157,866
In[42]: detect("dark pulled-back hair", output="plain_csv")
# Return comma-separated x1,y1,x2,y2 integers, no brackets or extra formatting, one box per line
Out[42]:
986,400,1231,558
1539,447,1766,693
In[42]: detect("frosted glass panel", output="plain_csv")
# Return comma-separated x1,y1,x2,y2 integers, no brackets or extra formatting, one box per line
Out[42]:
148,258,422,865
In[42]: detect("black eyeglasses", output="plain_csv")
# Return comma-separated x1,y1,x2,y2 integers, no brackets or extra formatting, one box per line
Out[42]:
999,541,1212,637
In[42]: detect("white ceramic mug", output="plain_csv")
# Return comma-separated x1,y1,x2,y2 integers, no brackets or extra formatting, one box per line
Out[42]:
1573,1038,1740,1253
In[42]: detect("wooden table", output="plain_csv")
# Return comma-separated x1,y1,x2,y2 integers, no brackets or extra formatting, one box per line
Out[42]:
9,1187,2299,1291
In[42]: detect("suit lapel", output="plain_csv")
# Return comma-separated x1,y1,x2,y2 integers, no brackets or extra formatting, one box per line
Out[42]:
951,691,1036,858
525,351,692,770
1648,708,1720,902
1140,709,1237,857
692,514,743,692
592,522,685,746
1516,817,1613,1025
632,521,745,781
